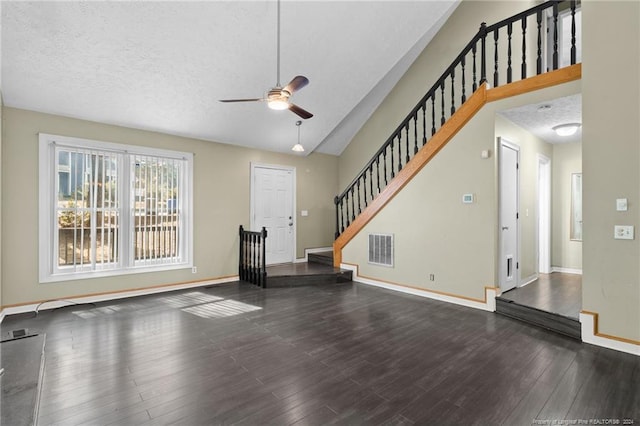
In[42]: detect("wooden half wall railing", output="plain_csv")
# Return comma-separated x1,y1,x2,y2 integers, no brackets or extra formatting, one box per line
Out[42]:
239,225,267,288
334,0,582,266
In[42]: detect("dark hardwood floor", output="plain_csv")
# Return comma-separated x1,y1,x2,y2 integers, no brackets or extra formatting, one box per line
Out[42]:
500,273,582,319
1,280,638,425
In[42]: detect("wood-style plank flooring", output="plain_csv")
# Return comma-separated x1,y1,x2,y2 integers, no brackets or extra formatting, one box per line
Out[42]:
499,273,582,319
2,280,638,425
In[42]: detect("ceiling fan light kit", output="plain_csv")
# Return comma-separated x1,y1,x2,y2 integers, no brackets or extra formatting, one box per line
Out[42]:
219,0,313,120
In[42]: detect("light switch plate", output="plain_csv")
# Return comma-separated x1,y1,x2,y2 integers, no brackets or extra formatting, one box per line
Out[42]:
462,194,474,204
616,198,628,211
614,225,634,240
301,210,309,217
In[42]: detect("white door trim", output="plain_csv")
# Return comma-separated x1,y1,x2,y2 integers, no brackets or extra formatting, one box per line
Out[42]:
250,162,297,264
537,154,551,274
498,137,520,292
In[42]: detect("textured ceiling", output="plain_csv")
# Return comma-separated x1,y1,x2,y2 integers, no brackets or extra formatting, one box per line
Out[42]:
1,1,460,156
498,94,582,144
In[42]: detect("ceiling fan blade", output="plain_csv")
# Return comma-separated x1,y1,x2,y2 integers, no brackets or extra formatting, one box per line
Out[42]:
289,103,313,119
219,98,264,103
284,76,309,94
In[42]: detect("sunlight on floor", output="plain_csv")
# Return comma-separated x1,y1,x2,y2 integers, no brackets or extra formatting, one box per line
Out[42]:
181,299,262,319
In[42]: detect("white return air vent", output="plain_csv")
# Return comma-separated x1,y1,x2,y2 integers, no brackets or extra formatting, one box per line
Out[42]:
368,233,394,267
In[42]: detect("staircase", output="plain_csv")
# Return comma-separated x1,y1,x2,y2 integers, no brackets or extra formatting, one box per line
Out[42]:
332,0,581,266
496,298,581,340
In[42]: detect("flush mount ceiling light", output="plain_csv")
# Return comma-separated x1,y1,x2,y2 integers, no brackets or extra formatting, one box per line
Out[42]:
552,123,581,136
292,120,304,152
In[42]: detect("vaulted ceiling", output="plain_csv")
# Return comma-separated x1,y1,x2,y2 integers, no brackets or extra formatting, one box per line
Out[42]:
1,1,461,156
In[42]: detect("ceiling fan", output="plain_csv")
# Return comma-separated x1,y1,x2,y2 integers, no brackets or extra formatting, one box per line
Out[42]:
219,0,313,119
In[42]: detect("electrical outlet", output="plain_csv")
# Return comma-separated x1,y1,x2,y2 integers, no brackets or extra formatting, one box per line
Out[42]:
429,274,435,281
614,226,634,240
192,266,197,274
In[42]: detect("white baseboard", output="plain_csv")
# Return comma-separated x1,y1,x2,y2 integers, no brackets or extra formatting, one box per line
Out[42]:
580,312,639,356
551,267,582,275
295,247,333,263
1,276,238,317
519,273,538,287
341,263,497,312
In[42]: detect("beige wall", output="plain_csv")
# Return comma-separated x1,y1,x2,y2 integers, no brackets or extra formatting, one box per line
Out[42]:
495,114,553,281
342,81,581,301
1,107,338,306
0,93,3,309
338,0,538,191
552,142,582,270
582,1,640,341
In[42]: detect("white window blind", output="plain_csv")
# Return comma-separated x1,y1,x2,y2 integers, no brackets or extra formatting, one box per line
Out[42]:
40,134,193,283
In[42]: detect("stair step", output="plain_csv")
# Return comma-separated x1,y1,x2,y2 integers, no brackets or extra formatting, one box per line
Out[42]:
265,261,351,288
307,251,334,266
496,298,581,340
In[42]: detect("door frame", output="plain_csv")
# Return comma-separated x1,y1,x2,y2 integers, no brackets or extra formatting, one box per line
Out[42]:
250,162,297,264
537,154,551,274
498,137,520,292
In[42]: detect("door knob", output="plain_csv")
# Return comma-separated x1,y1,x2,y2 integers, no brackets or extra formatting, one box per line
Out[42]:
502,226,509,231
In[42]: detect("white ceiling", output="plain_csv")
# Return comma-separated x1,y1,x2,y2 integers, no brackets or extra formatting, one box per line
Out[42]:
498,94,582,144
1,0,461,156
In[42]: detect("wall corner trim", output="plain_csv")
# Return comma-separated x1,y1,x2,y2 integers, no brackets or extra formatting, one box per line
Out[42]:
341,263,497,312
580,310,640,356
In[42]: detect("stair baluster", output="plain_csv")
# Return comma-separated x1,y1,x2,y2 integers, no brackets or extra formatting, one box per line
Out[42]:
450,69,456,115
522,16,527,78
507,22,513,83
493,28,499,87
537,11,543,75
570,0,577,65
553,2,559,70
440,82,446,125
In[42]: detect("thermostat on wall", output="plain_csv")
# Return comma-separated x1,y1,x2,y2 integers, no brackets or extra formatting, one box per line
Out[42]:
462,194,474,204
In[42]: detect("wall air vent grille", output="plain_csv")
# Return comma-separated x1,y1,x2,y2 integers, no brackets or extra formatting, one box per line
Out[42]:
368,233,394,267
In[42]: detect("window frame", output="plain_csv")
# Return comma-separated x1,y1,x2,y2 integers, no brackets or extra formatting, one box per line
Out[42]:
39,133,193,283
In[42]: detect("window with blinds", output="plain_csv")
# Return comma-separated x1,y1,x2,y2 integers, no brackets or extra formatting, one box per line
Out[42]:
39,134,193,282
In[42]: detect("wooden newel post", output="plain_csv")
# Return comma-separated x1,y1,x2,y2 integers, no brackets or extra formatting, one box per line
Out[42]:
479,22,487,85
238,225,245,281
260,227,267,288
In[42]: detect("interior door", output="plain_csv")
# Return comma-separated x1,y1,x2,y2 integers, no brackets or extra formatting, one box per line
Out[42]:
251,164,295,265
499,139,519,292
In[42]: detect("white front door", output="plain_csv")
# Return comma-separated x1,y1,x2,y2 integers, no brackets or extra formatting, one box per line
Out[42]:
251,164,295,265
499,138,519,292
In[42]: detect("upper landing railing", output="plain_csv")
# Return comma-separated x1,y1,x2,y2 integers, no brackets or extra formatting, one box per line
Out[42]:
335,0,580,238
